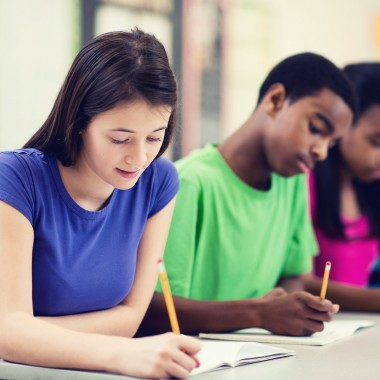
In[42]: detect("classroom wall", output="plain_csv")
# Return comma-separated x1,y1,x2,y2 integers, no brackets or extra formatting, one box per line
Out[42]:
267,0,380,65
0,0,79,150
0,0,379,150
221,0,380,138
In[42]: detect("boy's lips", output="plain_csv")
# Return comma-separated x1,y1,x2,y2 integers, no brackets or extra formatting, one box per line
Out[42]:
296,157,314,173
368,170,380,181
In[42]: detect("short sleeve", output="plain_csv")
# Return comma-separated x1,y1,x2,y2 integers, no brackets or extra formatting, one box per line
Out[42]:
156,177,200,297
0,152,35,223
282,174,318,276
148,157,179,217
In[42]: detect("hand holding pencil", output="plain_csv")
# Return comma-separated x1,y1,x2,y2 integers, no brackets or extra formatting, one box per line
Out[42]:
157,259,201,370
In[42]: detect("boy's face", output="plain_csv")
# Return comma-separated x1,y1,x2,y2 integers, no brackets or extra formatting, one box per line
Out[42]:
263,87,353,177
339,105,380,182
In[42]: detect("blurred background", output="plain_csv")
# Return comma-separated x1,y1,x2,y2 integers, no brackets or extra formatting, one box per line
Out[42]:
1,0,380,159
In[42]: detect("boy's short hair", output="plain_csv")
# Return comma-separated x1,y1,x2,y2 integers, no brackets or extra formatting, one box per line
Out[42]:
343,62,380,118
257,52,357,119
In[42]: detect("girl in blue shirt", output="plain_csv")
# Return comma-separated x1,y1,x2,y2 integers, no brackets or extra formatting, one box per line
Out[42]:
0,28,200,378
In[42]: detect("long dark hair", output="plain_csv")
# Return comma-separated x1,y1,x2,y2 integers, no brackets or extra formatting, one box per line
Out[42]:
24,28,177,166
314,63,380,239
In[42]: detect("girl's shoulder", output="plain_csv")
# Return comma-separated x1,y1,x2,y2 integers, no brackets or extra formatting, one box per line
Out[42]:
0,148,49,170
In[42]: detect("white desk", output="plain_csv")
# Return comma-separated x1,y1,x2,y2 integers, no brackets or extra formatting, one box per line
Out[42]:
0,312,379,380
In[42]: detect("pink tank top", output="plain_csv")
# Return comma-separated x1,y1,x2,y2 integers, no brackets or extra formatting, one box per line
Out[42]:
309,173,379,287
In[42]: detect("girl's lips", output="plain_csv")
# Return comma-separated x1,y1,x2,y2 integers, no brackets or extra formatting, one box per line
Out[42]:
116,168,140,179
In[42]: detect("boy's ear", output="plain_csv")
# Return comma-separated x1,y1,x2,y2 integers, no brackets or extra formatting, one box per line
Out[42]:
263,83,287,116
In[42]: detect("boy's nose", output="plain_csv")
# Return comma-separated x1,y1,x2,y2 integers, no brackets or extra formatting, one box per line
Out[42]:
311,141,329,162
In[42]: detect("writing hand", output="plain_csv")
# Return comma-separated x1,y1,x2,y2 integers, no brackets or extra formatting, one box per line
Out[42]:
257,290,339,336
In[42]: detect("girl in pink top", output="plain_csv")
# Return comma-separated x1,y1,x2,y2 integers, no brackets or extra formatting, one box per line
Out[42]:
310,63,380,288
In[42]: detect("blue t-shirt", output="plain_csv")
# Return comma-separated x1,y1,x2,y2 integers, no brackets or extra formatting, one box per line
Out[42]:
0,149,179,316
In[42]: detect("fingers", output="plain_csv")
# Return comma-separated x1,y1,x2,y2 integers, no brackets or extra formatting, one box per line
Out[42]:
331,303,340,314
165,334,201,378
296,291,340,313
260,291,339,336
191,354,200,368
263,287,288,299
169,347,200,376
178,334,202,356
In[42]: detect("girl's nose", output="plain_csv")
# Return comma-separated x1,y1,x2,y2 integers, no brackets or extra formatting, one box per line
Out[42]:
124,141,147,167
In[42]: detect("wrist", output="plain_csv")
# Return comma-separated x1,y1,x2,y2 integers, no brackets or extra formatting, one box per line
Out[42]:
243,297,266,329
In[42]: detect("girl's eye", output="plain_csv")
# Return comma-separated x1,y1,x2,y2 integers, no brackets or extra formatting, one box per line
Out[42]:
111,138,128,145
147,137,162,143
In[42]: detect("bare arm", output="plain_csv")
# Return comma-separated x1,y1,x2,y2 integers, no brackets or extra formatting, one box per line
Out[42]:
277,276,304,293
302,274,380,312
138,286,339,337
0,200,200,378
137,292,263,336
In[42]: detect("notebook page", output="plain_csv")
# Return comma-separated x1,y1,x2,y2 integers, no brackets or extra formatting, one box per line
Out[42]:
189,341,294,376
199,320,375,346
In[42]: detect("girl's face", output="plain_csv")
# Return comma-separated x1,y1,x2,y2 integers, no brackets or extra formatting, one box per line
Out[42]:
78,99,171,190
339,105,380,182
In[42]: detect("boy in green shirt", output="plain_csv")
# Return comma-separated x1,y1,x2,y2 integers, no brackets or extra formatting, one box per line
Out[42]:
139,53,356,336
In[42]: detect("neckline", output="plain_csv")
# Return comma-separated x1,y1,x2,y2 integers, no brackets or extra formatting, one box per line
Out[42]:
208,144,275,199
47,155,115,219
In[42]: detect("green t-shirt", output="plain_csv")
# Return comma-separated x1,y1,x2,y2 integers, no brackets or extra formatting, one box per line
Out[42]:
157,144,318,300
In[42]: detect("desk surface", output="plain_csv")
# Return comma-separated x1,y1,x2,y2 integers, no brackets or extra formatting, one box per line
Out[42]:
1,312,379,380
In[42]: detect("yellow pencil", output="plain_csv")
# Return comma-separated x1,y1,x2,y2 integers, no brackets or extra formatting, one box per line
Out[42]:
157,259,180,334
320,261,331,299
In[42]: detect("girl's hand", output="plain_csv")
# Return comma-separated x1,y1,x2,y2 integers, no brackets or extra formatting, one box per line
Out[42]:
112,333,201,379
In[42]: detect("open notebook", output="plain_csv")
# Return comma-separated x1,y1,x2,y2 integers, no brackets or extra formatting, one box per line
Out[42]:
0,342,293,379
199,320,375,346
190,340,294,376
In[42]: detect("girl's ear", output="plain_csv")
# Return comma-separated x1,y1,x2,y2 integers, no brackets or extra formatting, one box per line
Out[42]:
263,83,287,116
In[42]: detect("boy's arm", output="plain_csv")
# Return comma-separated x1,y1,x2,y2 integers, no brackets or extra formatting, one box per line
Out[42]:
138,288,338,337
277,275,304,292
138,292,263,335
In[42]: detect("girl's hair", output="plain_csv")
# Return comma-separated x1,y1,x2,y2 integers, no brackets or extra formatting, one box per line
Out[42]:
24,28,177,166
314,63,380,239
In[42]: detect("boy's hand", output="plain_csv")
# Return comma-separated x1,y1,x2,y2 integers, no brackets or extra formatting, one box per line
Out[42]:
257,290,339,336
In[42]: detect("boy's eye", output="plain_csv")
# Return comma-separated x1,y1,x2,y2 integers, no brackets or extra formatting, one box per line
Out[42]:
309,122,322,135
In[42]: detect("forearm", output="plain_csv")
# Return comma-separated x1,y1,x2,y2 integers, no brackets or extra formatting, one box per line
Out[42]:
38,304,141,337
137,292,264,336
278,276,304,293
0,312,121,372
303,276,380,312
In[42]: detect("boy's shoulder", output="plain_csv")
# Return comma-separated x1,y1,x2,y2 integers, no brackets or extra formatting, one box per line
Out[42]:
175,144,222,180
